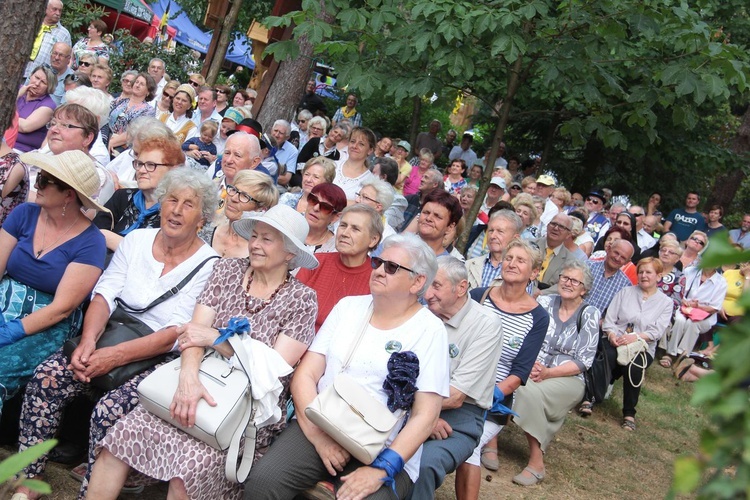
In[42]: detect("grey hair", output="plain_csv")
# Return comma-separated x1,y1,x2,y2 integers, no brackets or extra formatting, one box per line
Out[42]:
560,259,593,293
64,87,112,128
155,167,220,223
297,109,313,122
131,117,174,145
359,178,394,212
610,202,626,211
436,255,468,288
423,169,444,191
121,69,138,80
339,204,383,250
226,131,261,157
149,57,165,68
502,239,543,270
460,184,478,196
689,230,710,254
489,209,523,235
273,119,291,137
308,115,327,133
381,233,438,297
32,66,57,97
660,239,683,256
569,216,583,238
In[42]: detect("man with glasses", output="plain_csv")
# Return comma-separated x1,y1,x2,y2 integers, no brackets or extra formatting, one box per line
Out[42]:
535,213,580,294
583,189,609,242
628,204,656,251
596,201,625,241
146,58,166,105
663,191,708,241
25,0,71,78
38,42,73,105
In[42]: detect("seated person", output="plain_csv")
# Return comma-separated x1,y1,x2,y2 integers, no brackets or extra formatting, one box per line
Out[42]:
182,120,218,168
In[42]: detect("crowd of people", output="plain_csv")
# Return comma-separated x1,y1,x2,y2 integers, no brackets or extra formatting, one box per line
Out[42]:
1,2,748,499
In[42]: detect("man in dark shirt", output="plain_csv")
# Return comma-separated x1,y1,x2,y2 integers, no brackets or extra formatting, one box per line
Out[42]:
297,80,327,116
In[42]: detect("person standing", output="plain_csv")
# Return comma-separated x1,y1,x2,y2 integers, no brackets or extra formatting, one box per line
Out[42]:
331,93,362,127
146,58,167,106
25,0,71,78
414,120,444,161
297,80,327,116
663,191,707,241
448,134,477,170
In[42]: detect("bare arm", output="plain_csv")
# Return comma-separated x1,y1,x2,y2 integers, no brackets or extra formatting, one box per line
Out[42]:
1,162,26,199
18,106,54,133
100,230,125,252
662,220,672,232
442,385,467,410
108,132,128,151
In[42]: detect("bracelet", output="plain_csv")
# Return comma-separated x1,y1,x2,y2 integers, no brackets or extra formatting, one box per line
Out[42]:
371,448,405,493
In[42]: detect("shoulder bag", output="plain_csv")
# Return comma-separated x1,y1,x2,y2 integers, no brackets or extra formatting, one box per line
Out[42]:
63,256,218,391
304,304,403,465
580,306,611,404
616,336,649,388
138,334,256,483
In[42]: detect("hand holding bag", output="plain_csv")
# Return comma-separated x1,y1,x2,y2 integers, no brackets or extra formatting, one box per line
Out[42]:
616,336,649,388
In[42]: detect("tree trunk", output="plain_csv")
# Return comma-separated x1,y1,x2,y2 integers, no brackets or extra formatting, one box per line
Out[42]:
409,96,422,151
706,104,750,210
205,0,244,85
0,1,46,133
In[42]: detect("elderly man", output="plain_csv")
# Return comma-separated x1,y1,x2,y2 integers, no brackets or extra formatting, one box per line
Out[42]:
465,210,523,289
584,188,609,242
409,256,503,499
146,58,167,105
442,129,457,160
216,132,269,197
729,214,750,249
414,120,444,160
399,169,444,231
43,42,73,105
536,213,579,293
586,239,635,315
332,93,362,127
448,133,477,170
267,120,299,186
535,174,558,227
478,177,506,223
25,0,71,78
628,205,656,251
191,87,222,127
416,189,464,257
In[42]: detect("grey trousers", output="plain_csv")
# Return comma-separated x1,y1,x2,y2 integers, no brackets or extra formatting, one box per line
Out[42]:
244,420,413,500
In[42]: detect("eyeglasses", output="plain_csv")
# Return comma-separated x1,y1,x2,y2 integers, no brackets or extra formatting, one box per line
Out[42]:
585,197,602,205
79,61,92,67
307,193,338,215
510,185,521,190
47,119,86,131
226,184,259,205
371,256,416,275
298,120,307,124
632,212,644,217
548,221,571,232
310,126,324,132
659,248,679,257
121,78,134,86
355,191,378,205
559,275,583,287
162,93,175,100
189,80,201,87
690,236,706,247
51,51,69,59
132,159,171,172
35,173,70,190
64,74,80,84
215,88,227,94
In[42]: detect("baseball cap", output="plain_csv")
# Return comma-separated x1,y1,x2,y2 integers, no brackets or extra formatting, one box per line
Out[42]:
489,177,506,190
536,174,556,186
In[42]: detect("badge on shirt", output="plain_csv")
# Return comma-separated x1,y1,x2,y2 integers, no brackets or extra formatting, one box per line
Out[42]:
448,343,460,358
385,340,402,353
507,334,523,349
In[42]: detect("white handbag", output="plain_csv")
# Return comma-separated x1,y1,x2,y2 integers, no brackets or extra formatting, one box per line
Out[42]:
137,335,256,483
616,337,649,388
304,305,403,465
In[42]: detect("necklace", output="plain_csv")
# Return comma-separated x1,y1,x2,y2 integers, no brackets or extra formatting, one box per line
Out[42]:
244,270,290,315
36,213,79,258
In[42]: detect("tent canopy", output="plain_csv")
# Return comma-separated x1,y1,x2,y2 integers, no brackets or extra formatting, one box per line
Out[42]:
94,0,153,22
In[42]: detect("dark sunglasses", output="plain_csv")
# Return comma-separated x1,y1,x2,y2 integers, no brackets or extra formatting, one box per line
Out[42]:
189,80,201,87
35,173,70,191
79,61,92,67
585,197,602,205
215,88,228,94
510,185,521,190
162,93,175,100
307,193,338,215
371,256,416,275
690,236,706,247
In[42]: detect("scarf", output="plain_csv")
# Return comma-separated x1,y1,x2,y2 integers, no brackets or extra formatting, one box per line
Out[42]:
30,25,53,60
340,106,358,119
120,190,160,236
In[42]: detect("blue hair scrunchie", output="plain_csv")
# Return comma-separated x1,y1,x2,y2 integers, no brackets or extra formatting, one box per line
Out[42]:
213,317,251,345
382,351,420,413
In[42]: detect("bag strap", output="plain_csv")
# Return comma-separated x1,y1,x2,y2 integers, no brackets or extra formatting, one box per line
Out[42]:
480,286,493,305
340,303,374,372
224,334,256,483
116,256,219,313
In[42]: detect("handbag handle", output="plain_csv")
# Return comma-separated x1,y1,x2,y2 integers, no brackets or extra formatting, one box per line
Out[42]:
116,256,219,313
340,303,374,372
223,335,256,483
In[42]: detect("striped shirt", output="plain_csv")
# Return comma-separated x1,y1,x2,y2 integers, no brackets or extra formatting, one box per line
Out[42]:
587,261,632,315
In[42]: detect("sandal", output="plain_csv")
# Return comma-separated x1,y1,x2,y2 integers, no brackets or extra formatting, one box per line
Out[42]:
578,401,593,417
674,357,695,380
480,447,499,471
659,356,673,368
512,466,545,486
622,418,636,431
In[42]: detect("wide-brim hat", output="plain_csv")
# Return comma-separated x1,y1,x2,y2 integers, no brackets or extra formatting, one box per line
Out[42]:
536,174,556,186
175,83,196,101
20,150,110,214
233,205,318,270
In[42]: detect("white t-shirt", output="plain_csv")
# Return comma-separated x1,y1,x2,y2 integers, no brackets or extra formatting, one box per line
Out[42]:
333,160,376,201
310,295,450,482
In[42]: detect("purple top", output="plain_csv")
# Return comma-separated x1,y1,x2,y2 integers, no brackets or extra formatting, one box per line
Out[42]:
15,94,56,153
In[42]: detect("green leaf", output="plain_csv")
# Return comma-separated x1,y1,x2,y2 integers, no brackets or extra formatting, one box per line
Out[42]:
672,456,702,494
21,478,52,494
0,440,58,484
700,235,750,269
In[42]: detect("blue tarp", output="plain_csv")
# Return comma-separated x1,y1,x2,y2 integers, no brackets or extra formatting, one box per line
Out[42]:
149,0,255,69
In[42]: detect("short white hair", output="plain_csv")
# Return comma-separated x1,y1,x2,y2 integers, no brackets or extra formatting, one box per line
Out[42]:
64,87,112,128
359,178,394,212
381,233,438,298
273,119,291,137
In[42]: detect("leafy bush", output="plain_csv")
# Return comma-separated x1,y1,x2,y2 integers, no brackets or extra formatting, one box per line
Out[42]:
0,440,58,497
61,0,106,34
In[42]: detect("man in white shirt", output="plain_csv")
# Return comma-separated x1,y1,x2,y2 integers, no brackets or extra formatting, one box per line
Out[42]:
146,58,166,106
629,205,656,251
191,87,222,128
448,134,477,169
536,174,558,227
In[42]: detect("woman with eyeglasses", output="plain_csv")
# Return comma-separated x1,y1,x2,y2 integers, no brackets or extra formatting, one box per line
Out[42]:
114,70,138,100
158,84,198,144
15,65,57,153
659,262,727,368
200,169,278,258
154,80,180,121
303,183,347,254
279,156,336,214
71,19,110,70
0,150,107,422
656,239,685,311
93,136,184,252
246,233,449,500
679,230,708,270
102,73,156,158
456,239,549,499
511,260,599,485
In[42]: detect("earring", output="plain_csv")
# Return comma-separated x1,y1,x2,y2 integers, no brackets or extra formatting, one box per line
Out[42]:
62,202,68,217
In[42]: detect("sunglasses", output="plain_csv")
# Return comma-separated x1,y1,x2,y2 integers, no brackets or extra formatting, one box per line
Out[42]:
371,256,416,275
226,184,259,205
510,185,521,190
79,61,92,67
189,80,201,87
162,93,175,100
307,193,338,215
585,197,602,205
690,236,706,247
35,173,70,190
298,120,307,124
215,88,227,94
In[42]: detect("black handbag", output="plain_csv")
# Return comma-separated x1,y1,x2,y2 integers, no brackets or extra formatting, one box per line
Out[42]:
63,256,218,391
580,306,611,404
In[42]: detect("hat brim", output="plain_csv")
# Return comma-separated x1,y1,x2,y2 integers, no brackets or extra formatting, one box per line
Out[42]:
232,217,318,270
21,152,110,214
585,192,606,202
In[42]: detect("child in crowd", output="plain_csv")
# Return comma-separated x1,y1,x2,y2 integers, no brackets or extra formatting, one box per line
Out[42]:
182,121,218,167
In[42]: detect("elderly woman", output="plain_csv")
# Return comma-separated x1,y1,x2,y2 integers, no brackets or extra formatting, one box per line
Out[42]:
86,204,318,500
14,168,220,500
201,169,279,258
402,149,434,196
356,177,396,242
279,157,336,213
443,158,467,196
94,136,185,251
550,187,571,213
15,65,57,153
659,264,727,368
296,120,344,174
0,139,29,226
298,204,383,331
154,80,180,121
76,54,98,76
158,84,198,144
295,109,313,146
102,72,156,156
680,230,708,270
456,239,549,499
657,239,685,310
89,63,113,95
595,258,673,430
334,126,376,202
0,150,107,420
245,232,448,499
459,184,478,216
72,19,110,68
512,261,600,485
512,193,539,240
115,70,138,100
304,183,347,254
103,117,172,189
